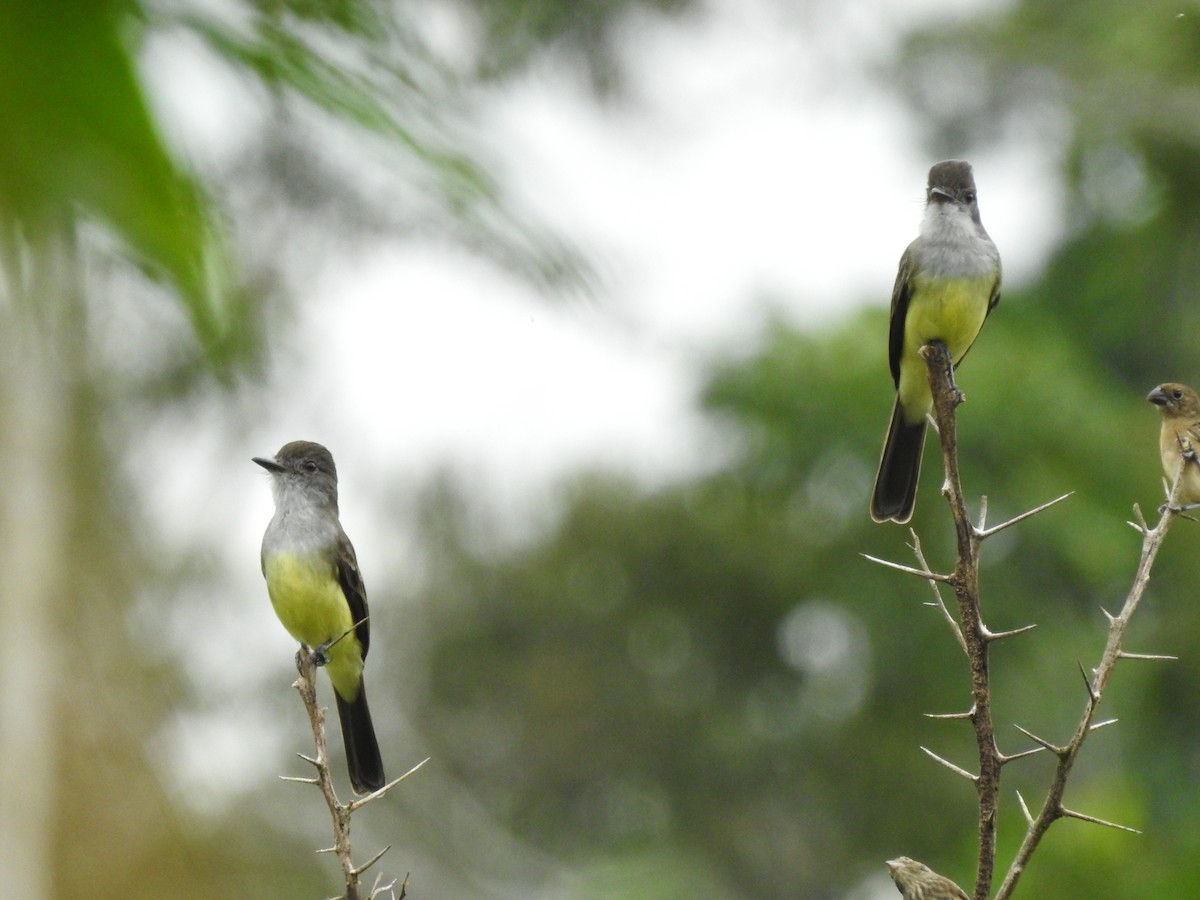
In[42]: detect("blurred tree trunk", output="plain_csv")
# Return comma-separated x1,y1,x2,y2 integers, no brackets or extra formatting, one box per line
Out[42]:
0,226,73,900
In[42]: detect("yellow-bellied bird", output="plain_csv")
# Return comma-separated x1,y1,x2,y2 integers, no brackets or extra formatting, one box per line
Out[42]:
255,441,385,794
871,160,1001,523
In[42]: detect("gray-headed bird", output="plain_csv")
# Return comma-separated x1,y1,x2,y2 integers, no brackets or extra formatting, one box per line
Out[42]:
871,161,1001,524
255,441,385,794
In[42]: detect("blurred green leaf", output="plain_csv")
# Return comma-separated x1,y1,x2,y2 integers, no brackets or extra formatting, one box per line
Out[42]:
0,0,240,369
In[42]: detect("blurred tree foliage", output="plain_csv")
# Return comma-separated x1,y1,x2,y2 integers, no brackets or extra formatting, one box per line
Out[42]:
383,3,1200,899
407,307,1186,898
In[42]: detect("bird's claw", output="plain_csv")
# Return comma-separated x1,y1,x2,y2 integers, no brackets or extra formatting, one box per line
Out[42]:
1158,501,1200,521
310,641,331,667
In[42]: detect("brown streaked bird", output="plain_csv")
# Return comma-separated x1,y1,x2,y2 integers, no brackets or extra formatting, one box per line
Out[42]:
871,160,1001,524
886,857,970,900
1147,382,1200,507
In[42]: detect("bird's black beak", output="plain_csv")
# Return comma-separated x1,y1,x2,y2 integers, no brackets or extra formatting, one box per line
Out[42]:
928,186,953,203
253,456,286,473
1147,387,1168,407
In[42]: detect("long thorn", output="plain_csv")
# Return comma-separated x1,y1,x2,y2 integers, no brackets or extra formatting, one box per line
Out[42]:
1013,723,1063,755
353,844,392,877
983,623,1038,641
1060,806,1142,834
348,757,432,812
860,553,952,582
999,746,1045,764
925,709,974,720
1016,790,1034,825
921,746,978,782
977,492,1073,539
1077,660,1099,703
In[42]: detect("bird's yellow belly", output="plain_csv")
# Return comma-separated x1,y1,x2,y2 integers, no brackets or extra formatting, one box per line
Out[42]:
263,553,365,699
897,275,992,419
264,553,354,647
903,276,991,361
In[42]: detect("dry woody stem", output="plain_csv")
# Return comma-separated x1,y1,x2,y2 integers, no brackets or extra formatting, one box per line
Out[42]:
287,649,427,900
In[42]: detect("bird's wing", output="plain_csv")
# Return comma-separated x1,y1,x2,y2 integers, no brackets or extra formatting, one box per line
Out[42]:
888,247,914,388
335,532,371,660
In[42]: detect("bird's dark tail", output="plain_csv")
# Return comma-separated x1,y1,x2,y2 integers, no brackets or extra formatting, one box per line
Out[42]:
335,681,385,794
870,399,926,524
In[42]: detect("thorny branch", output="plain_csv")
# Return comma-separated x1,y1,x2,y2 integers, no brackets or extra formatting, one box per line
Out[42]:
867,341,1183,898
288,649,428,900
993,459,1186,899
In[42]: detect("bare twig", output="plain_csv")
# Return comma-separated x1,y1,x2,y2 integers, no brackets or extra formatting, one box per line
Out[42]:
290,650,425,900
991,461,1185,898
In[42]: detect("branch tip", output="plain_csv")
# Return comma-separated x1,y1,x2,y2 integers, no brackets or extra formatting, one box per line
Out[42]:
1015,790,1034,826
1131,502,1149,531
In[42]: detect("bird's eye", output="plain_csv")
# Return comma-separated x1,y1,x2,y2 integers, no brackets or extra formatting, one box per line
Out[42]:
303,461,318,474
964,191,976,203
1173,390,1184,400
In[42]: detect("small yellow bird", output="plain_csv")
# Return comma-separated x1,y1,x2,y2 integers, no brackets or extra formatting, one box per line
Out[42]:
870,161,1001,524
1147,382,1200,507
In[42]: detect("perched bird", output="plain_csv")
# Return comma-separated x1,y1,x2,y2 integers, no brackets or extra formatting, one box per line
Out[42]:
1147,382,1200,507
255,441,386,794
871,160,1001,523
886,856,970,900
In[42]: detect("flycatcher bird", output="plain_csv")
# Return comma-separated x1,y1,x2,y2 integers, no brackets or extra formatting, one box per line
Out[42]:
255,441,385,794
886,856,970,900
1147,382,1200,507
870,160,1002,523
